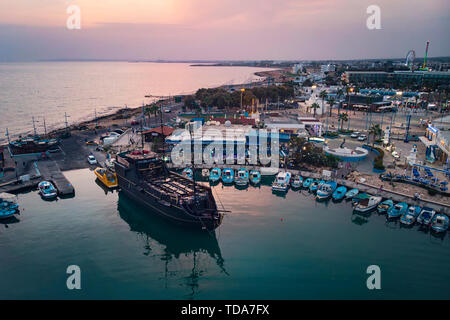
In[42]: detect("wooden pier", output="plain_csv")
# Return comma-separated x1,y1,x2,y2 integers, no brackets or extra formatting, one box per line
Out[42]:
37,160,75,196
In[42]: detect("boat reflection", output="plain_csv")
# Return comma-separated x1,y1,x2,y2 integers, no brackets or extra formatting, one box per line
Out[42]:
117,193,227,298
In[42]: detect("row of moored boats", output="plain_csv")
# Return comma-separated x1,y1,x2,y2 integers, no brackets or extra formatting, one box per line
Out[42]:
183,168,262,186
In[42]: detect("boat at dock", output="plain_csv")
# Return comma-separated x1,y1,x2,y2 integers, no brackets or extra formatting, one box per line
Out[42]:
94,167,118,189
221,168,234,184
377,199,394,214
316,181,337,200
114,150,222,230
417,207,436,226
332,186,347,201
345,188,359,199
400,206,421,226
209,168,221,183
182,168,193,179
354,196,382,213
309,180,322,193
0,193,19,219
38,181,58,200
387,202,408,219
234,168,249,186
272,171,291,192
291,175,303,189
302,178,313,189
351,193,370,206
431,214,449,233
249,170,261,185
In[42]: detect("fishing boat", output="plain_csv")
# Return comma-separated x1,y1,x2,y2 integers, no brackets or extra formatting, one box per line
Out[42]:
201,169,210,178
94,167,118,189
290,175,303,189
302,178,313,189
309,180,324,193
114,150,222,230
345,188,359,199
431,214,449,233
9,136,59,155
351,193,370,206
316,181,337,200
272,171,292,192
417,207,436,226
377,199,394,214
354,196,382,213
400,206,421,226
182,168,193,179
249,170,261,185
234,168,249,186
221,168,234,184
332,186,347,201
387,202,408,219
38,181,58,200
0,193,19,219
209,168,221,183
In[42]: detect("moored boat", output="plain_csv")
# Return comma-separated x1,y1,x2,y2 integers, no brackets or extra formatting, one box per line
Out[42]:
209,168,221,183
316,181,337,200
234,168,249,186
417,207,436,226
290,175,303,189
354,196,382,213
431,214,449,233
0,193,19,219
400,206,421,226
114,150,222,230
94,167,118,189
351,193,370,206
221,168,234,184
345,188,359,199
182,168,193,179
272,171,291,192
332,186,347,201
387,202,408,219
302,178,313,189
38,181,58,200
249,170,261,185
377,199,394,214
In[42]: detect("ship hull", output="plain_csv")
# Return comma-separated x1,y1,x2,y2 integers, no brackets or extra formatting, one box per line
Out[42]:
118,179,222,230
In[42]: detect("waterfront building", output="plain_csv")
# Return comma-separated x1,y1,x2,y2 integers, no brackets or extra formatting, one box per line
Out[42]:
343,70,450,86
419,123,450,167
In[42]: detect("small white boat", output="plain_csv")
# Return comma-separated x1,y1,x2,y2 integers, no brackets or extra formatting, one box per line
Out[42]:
354,196,382,213
272,171,291,192
38,181,58,200
260,167,279,176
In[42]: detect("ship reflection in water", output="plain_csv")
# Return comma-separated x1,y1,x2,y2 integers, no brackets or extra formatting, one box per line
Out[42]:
117,193,228,298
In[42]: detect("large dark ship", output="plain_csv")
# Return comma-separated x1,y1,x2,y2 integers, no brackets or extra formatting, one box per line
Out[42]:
114,150,222,230
9,136,59,155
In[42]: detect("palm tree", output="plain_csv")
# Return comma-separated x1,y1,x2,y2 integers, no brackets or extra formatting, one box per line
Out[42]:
319,90,328,116
328,97,335,117
311,102,320,118
339,112,348,132
369,124,382,145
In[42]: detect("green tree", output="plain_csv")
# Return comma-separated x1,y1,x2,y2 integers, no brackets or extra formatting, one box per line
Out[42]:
319,90,328,116
328,97,335,117
369,124,382,145
339,112,348,131
311,102,320,118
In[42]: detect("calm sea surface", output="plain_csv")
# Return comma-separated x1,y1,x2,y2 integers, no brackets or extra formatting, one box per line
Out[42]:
0,169,449,299
0,62,270,142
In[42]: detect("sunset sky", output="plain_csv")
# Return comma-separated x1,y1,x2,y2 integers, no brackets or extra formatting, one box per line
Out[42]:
0,0,449,61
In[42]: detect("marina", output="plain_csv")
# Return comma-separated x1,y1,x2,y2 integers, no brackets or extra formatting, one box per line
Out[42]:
0,168,449,299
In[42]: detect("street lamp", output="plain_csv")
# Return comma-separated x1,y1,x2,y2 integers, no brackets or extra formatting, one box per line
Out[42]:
240,88,245,110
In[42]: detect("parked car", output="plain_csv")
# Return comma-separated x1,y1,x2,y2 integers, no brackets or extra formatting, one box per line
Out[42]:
351,132,360,138
392,151,400,160
357,135,367,141
85,140,98,146
87,155,97,165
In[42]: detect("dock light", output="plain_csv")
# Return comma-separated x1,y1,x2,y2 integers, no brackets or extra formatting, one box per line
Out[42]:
312,85,317,90
349,87,354,92
396,91,403,96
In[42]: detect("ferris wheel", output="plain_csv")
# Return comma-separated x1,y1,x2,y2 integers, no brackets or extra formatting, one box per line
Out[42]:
405,50,416,70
